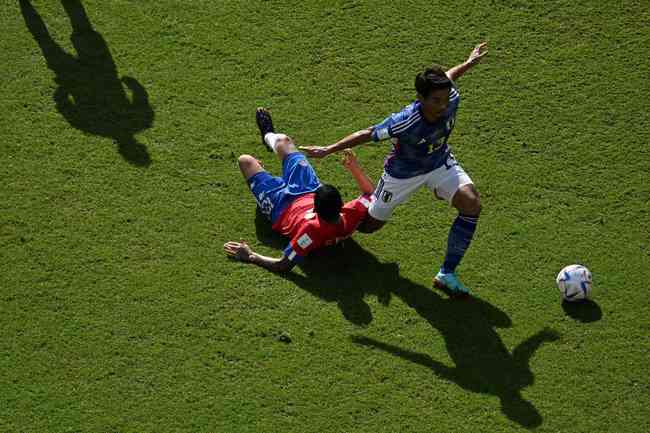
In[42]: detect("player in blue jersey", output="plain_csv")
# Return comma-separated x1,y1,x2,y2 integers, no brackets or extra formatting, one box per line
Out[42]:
301,43,488,295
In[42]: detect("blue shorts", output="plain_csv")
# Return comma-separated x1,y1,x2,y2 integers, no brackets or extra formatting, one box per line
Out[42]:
247,152,321,223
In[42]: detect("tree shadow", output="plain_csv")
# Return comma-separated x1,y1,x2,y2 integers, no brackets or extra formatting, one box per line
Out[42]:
253,217,559,427
561,299,603,323
20,0,154,166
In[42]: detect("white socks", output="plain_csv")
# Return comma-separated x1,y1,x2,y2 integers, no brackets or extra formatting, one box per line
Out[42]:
264,133,288,153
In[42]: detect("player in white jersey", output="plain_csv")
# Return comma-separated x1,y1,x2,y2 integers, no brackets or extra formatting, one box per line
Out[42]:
301,43,488,295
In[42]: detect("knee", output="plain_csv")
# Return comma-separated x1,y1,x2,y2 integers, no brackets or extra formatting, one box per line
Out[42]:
465,194,482,216
275,135,295,153
455,186,481,216
238,154,256,169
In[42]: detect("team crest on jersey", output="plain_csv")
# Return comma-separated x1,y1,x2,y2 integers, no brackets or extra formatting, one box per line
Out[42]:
382,190,393,203
299,159,309,167
297,233,313,249
444,153,459,169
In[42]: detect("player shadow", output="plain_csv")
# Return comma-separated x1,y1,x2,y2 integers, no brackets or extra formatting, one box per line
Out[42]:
20,0,154,166
253,219,559,428
254,209,389,326
254,207,287,251
561,299,603,323
352,303,560,429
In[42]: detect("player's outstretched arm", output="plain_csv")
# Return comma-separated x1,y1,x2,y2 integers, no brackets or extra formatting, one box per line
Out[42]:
341,149,374,195
224,241,295,273
299,127,373,158
446,42,488,82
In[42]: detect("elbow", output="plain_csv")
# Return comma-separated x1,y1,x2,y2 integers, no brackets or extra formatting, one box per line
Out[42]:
272,260,294,273
354,127,374,142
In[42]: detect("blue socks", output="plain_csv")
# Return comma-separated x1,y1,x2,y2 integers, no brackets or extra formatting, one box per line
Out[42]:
441,214,479,274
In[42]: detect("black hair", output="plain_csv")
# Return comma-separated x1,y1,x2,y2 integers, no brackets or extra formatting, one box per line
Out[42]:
415,64,452,98
314,184,343,224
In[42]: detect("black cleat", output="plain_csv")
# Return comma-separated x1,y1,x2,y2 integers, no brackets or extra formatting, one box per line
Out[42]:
255,107,275,152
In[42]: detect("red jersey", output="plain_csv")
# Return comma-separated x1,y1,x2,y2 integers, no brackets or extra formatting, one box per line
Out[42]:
272,193,374,262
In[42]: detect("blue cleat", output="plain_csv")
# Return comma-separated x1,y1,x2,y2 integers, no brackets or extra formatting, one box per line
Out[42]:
434,270,470,297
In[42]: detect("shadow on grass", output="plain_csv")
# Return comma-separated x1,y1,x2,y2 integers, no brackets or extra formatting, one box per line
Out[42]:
254,217,559,428
254,207,287,251
561,299,602,323
20,0,153,166
254,208,390,326
353,325,559,429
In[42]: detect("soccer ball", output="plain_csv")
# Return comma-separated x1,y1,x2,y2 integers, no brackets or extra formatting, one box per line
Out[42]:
556,264,592,302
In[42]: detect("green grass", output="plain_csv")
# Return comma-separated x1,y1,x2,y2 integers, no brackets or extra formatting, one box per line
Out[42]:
2,0,649,432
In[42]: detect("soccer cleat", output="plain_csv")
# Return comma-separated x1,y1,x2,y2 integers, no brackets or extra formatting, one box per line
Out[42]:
434,270,470,297
255,107,275,152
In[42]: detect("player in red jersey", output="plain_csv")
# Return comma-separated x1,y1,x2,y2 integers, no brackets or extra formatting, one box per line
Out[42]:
224,108,375,272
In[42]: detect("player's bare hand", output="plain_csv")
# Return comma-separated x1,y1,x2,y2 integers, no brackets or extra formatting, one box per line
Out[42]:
341,149,358,169
224,240,254,262
467,42,488,65
298,145,330,158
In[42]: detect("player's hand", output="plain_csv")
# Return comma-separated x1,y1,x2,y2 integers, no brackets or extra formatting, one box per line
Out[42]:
467,42,488,65
224,240,254,262
298,145,330,158
341,149,358,169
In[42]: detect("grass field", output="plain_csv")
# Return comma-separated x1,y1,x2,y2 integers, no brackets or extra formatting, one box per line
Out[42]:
2,0,649,432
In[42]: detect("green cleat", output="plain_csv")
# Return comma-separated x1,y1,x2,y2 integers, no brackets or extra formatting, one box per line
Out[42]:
434,270,471,297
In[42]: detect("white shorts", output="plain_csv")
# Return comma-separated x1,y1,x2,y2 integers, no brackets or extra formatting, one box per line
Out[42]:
369,155,473,221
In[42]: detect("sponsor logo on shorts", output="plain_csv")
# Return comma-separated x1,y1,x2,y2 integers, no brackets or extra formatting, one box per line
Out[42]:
444,153,459,169
381,191,393,203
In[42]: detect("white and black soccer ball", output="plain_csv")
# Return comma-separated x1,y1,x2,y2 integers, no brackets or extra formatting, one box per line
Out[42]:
556,264,592,302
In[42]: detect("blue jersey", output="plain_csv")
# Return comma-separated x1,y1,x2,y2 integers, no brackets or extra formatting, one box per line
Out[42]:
370,86,460,179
